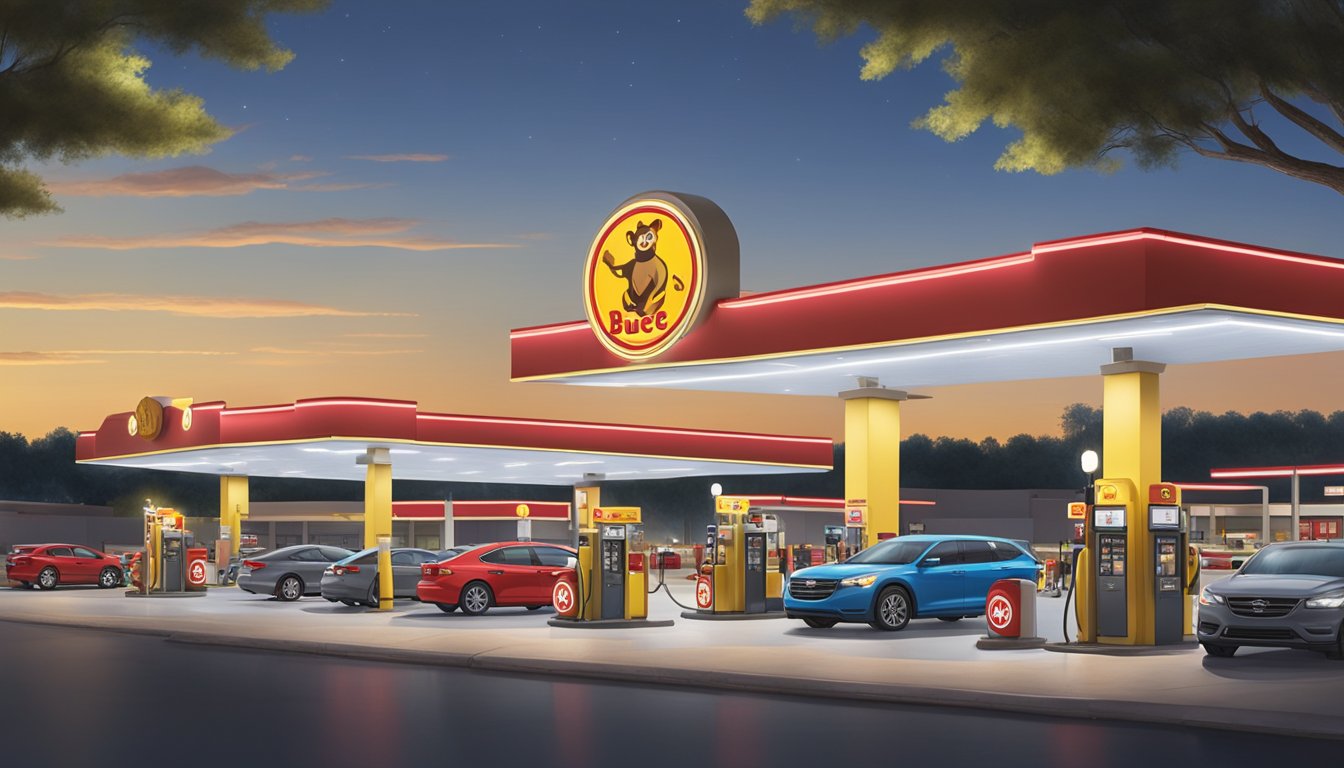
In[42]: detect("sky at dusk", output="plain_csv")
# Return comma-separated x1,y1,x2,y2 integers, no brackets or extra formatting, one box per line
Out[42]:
3,1,1343,444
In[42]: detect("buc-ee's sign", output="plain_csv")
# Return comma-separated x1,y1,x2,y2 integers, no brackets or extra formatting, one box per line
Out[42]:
583,192,739,361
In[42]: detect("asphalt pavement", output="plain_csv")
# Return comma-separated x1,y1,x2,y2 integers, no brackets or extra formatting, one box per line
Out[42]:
1,571,1342,742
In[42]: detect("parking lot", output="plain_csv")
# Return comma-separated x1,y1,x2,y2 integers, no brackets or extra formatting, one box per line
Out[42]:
4,570,1343,741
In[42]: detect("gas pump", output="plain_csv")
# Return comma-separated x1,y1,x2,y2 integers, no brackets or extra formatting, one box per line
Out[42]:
1148,488,1185,645
564,506,648,623
823,525,844,563
136,504,201,595
1089,480,1132,640
1076,479,1193,645
694,497,784,615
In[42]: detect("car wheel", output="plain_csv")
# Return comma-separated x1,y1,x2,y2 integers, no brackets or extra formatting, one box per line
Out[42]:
459,581,492,616
276,575,304,601
802,618,837,629
97,568,121,589
526,605,544,611
869,585,912,631
937,616,961,623
1202,643,1238,658
340,599,358,607
37,567,59,590
436,602,458,614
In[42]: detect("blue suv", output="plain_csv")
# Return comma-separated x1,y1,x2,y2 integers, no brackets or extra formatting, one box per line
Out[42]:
784,535,1041,631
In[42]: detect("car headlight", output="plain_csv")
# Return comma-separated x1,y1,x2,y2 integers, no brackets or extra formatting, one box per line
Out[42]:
840,573,879,588
1305,591,1344,609
1198,587,1224,606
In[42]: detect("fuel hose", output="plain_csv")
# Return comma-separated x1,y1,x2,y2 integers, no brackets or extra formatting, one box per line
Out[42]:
647,556,697,610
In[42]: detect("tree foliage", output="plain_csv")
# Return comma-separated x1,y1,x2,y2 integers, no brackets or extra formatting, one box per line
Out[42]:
0,0,326,217
746,0,1344,195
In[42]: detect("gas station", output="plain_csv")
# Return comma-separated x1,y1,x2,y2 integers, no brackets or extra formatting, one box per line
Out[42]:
75,395,832,616
4,191,1344,741
512,191,1344,646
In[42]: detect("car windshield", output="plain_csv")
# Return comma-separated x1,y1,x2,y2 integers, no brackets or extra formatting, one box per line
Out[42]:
1240,546,1344,578
844,539,929,565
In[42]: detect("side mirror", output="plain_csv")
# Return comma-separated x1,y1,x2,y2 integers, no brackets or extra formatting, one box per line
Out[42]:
921,557,941,567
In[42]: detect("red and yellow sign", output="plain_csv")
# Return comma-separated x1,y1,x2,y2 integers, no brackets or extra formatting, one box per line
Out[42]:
584,196,706,360
1067,502,1088,520
591,506,641,523
1148,483,1179,504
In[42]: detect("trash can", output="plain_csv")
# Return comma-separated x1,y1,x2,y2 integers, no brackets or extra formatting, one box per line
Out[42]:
186,547,210,590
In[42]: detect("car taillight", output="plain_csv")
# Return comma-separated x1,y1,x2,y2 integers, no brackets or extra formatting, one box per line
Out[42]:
422,564,450,577
331,565,360,576
242,560,266,570
11,556,30,566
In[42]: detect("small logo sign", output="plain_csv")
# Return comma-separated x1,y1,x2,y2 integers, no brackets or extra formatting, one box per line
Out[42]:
804,580,816,588
987,594,1014,632
1250,599,1268,614
695,575,713,609
553,580,577,617
187,559,207,586
515,504,530,518
1067,502,1087,520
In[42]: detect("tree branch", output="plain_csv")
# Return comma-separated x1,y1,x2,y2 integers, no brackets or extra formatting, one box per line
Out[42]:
1260,83,1344,155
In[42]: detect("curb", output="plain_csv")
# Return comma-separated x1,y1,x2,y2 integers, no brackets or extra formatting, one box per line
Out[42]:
3,613,1341,742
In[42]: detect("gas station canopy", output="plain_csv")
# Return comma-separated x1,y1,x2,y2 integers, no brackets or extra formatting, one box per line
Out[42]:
511,228,1344,393
75,397,832,483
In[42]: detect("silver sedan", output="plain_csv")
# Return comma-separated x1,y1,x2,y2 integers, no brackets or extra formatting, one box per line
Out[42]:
236,545,354,601
320,547,444,607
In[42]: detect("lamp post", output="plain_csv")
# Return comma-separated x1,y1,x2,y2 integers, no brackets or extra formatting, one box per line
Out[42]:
1080,450,1099,505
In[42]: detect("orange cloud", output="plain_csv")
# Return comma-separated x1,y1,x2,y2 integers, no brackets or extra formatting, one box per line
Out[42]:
48,166,344,197
250,346,423,356
0,254,37,261
0,292,412,318
0,349,237,366
341,332,428,339
46,217,518,252
0,352,104,366
346,153,449,163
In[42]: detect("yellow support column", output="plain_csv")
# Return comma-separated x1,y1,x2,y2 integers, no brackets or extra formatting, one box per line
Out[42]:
841,385,920,548
219,475,249,566
361,447,394,610
1100,355,1165,645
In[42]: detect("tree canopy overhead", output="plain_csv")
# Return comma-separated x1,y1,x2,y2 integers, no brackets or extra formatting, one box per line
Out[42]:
0,0,326,218
746,1,1344,195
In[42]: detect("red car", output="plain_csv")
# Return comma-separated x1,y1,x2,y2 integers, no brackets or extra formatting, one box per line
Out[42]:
6,544,124,590
417,542,576,616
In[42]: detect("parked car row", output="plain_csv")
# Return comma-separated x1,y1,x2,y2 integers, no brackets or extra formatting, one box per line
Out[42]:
230,541,577,615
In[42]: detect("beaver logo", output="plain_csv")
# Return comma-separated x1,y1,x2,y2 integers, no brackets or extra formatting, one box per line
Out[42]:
600,219,685,317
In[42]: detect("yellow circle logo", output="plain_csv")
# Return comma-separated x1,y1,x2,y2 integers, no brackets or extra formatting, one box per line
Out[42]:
584,198,705,360
134,397,163,440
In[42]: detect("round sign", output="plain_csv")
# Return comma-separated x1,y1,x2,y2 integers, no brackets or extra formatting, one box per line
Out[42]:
987,594,1014,631
187,558,207,587
180,406,193,432
584,196,706,361
516,504,530,518
134,397,164,440
695,575,713,610
552,579,578,617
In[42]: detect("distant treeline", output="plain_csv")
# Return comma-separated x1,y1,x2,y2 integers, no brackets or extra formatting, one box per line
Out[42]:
3,405,1343,538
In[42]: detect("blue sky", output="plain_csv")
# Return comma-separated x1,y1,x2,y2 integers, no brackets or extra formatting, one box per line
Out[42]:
4,0,1342,441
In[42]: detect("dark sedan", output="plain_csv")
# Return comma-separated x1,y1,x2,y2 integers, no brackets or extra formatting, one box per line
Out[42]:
236,544,353,601
1198,541,1344,658
320,547,444,607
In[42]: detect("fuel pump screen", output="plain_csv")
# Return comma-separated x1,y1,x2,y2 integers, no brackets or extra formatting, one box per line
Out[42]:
1149,505,1180,529
1094,506,1127,529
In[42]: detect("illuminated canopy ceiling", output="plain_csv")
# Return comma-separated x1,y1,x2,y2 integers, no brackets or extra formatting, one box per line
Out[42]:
511,229,1344,395
76,398,832,483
